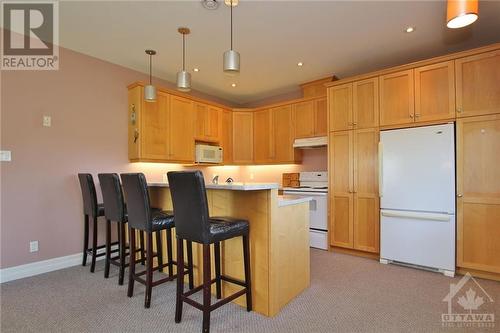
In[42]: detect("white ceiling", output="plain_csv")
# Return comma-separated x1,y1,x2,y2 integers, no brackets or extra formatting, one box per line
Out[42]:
59,1,500,105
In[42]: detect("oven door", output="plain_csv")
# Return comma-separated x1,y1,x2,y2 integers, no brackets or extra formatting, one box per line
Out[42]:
282,191,328,231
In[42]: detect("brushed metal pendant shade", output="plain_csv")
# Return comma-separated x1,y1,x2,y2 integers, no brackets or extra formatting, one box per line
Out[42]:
177,27,192,92
446,0,479,29
144,49,157,102
223,0,240,74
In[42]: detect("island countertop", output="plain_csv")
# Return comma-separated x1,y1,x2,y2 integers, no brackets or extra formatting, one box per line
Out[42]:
148,182,279,191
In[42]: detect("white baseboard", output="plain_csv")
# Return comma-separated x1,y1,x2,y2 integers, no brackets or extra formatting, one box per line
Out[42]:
0,245,118,284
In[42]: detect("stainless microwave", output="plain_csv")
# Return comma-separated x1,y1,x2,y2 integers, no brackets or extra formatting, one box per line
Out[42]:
195,144,223,164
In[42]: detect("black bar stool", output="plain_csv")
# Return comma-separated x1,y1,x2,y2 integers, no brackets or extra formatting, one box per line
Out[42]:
168,170,252,333
99,173,151,285
120,173,194,308
78,173,119,273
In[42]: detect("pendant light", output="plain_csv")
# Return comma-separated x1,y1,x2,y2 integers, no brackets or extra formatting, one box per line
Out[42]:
447,0,478,29
223,0,240,74
177,27,191,92
144,49,157,102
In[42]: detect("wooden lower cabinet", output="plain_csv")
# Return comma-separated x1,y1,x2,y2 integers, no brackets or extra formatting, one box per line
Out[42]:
329,129,379,253
457,115,500,274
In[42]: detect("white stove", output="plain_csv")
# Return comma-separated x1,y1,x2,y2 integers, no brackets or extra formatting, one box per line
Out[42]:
283,171,328,250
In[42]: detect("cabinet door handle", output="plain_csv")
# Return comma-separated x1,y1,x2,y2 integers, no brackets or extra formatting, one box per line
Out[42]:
456,107,462,113
353,122,358,125
409,114,414,118
415,113,421,117
457,194,463,198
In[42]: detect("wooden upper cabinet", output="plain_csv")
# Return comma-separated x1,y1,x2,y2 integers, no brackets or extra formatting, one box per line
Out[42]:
253,109,273,163
169,95,194,162
330,131,354,248
379,70,415,126
141,92,170,160
194,102,222,143
353,78,379,129
232,112,254,164
455,50,500,118
328,83,353,132
414,61,456,123
314,98,328,136
293,100,315,138
273,105,300,163
221,109,233,164
456,115,500,273
353,128,379,253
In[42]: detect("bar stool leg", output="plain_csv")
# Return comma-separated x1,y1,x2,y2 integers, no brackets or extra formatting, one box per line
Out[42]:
82,214,89,266
187,241,194,290
127,227,136,298
175,238,185,323
202,244,211,333
166,228,174,278
214,242,222,299
139,231,146,265
243,234,252,312
104,219,111,278
156,231,163,273
145,232,153,308
118,222,126,285
90,217,98,273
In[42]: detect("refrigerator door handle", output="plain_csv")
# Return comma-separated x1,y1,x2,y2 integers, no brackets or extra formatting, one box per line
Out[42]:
378,142,383,197
381,210,451,222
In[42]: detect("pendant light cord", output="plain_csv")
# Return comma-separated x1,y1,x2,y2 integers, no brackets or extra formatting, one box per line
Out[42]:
182,33,186,71
149,54,152,85
230,0,233,50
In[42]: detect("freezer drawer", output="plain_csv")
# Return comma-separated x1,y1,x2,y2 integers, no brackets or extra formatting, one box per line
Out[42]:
380,209,455,272
310,230,328,250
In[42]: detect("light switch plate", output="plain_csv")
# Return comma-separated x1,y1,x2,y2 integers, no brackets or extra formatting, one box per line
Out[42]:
43,115,51,127
0,150,11,161
29,240,39,253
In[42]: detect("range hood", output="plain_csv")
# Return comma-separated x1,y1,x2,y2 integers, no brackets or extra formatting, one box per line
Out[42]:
293,136,327,149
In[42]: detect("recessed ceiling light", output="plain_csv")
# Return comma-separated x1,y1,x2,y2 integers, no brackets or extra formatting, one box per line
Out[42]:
231,83,237,87
405,26,415,33
193,68,199,72
297,62,303,67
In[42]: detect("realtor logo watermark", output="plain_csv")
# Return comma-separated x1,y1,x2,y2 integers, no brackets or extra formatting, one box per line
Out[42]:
1,1,59,70
442,272,495,328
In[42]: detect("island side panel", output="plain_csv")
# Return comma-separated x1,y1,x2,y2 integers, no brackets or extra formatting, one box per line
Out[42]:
269,195,310,316
210,189,271,317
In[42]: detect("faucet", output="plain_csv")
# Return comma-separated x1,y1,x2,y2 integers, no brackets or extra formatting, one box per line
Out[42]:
212,174,219,184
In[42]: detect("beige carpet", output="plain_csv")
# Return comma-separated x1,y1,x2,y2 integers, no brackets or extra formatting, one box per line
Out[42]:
1,249,499,332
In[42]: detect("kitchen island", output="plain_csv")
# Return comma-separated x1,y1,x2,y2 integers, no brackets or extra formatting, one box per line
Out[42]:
147,182,311,317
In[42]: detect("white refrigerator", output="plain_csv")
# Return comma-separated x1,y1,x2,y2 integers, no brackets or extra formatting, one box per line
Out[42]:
379,123,456,277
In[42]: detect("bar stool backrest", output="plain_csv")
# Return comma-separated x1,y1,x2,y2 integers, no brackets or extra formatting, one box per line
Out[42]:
78,173,99,218
120,173,152,232
167,170,210,244
98,173,126,223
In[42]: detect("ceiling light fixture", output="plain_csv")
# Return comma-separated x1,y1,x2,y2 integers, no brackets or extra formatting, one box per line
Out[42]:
231,83,237,87
223,0,240,75
176,27,191,92
297,62,303,67
202,0,219,10
446,0,478,29
193,68,200,72
144,49,157,102
405,26,415,33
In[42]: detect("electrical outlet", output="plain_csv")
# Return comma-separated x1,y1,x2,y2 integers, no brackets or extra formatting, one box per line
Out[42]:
43,115,51,127
0,150,11,161
29,240,39,253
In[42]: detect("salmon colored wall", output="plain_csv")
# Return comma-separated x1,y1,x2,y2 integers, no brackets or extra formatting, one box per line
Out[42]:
0,46,326,269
